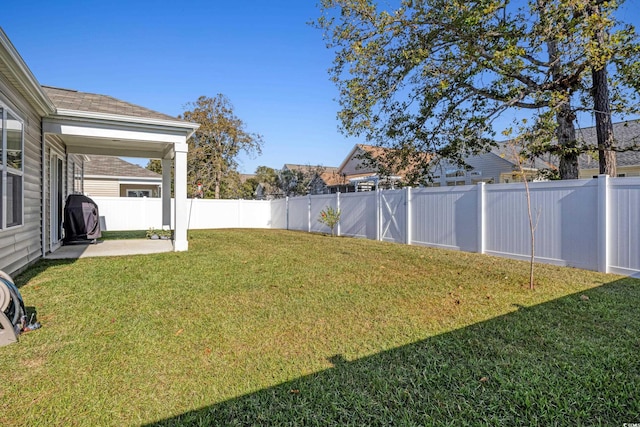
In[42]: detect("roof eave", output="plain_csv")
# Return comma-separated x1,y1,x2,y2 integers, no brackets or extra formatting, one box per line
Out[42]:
0,28,55,115
52,108,199,134
47,109,200,139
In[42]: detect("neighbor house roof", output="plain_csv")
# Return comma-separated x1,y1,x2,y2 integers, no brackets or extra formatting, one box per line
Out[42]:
493,120,640,171
576,120,640,169
42,86,182,123
319,170,349,186
83,155,161,179
282,164,338,174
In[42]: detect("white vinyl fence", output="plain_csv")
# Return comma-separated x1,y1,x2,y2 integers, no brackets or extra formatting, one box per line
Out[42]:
93,197,272,231
93,175,640,277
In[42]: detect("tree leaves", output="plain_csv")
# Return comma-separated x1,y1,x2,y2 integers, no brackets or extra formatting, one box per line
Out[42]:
316,0,640,181
181,95,264,199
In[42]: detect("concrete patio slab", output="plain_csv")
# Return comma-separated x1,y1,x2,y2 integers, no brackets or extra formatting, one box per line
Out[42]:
46,239,174,259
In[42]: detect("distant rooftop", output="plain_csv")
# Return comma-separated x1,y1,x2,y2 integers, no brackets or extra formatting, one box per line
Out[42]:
283,164,338,173
83,155,161,179
576,120,640,169
42,86,182,122
493,119,640,170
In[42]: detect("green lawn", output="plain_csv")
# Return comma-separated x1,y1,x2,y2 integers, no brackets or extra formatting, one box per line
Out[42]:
2,229,638,426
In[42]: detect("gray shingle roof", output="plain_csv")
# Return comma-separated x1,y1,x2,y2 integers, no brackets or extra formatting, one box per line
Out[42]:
42,86,182,122
83,155,161,179
576,120,640,169
493,119,640,170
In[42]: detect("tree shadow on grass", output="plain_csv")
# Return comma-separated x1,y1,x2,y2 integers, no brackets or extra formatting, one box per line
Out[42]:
149,277,639,426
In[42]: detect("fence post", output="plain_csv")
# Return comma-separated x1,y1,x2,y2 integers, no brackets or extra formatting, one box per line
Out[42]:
597,174,610,273
336,192,341,237
406,187,412,245
477,182,486,254
308,194,312,233
285,197,289,230
376,189,382,241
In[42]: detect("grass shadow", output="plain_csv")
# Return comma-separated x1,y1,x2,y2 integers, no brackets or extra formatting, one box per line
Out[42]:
12,259,78,289
146,277,640,426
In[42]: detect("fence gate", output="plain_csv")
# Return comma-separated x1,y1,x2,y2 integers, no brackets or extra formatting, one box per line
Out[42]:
379,190,407,243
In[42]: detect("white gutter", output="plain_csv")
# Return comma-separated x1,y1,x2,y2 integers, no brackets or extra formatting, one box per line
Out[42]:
84,175,162,181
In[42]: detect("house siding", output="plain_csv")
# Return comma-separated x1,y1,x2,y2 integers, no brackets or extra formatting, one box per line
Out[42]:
67,154,82,195
84,179,120,197
465,153,515,184
340,147,377,176
0,72,44,275
579,165,640,179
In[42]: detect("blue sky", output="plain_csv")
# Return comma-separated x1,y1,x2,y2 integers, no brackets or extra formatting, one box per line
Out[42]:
3,1,640,173
2,1,358,173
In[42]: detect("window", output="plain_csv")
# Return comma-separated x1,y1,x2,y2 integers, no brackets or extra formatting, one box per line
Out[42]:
73,162,83,194
127,190,152,198
445,168,465,178
0,105,24,229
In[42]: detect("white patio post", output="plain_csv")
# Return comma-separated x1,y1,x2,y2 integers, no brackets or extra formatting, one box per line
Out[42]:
161,158,172,228
173,143,189,251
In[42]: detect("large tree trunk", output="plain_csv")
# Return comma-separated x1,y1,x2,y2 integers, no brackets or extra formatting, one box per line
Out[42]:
214,170,221,199
547,38,579,180
593,66,616,176
591,4,617,177
556,101,580,179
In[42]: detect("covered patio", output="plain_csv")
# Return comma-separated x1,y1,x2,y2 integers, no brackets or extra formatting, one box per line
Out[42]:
45,238,173,259
40,86,199,255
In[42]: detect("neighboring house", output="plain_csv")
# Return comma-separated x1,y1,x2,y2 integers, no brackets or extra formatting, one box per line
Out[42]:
484,144,558,184
427,152,529,186
488,120,640,182
309,168,350,194
279,164,338,196
325,143,556,189
0,28,198,274
577,120,640,178
82,155,162,197
335,121,640,189
325,144,405,193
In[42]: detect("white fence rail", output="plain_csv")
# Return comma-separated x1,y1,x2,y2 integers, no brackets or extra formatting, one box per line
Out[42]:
93,176,640,277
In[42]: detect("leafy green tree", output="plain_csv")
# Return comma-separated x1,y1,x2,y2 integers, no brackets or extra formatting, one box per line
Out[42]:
277,165,326,197
181,95,263,199
240,176,260,199
254,166,281,199
316,0,640,180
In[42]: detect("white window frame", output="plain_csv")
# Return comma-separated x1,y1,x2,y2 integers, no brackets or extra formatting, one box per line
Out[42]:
49,151,65,250
0,102,25,230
